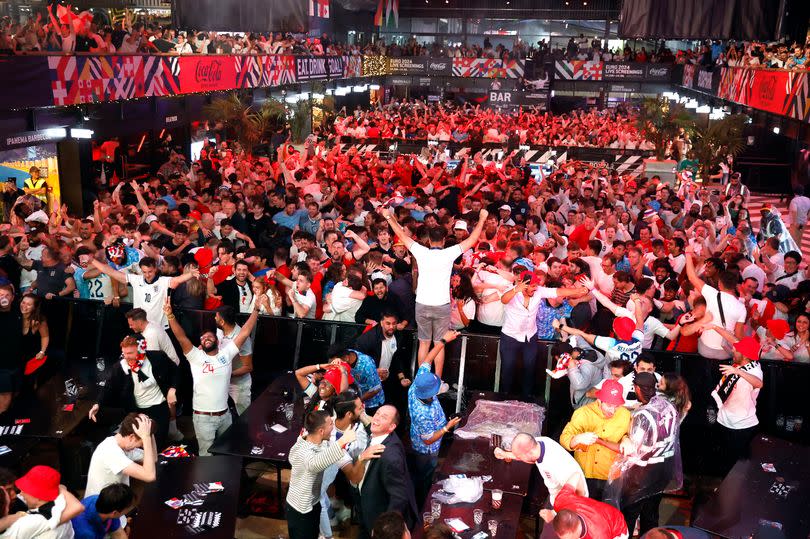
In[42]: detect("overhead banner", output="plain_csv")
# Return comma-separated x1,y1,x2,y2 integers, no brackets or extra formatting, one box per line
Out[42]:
487,90,549,109
47,54,297,106
555,60,603,81
294,56,344,81
389,57,427,75
603,62,645,80
426,59,452,76
678,66,810,125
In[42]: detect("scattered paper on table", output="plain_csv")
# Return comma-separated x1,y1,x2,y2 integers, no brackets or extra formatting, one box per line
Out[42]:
270,424,287,433
761,462,776,473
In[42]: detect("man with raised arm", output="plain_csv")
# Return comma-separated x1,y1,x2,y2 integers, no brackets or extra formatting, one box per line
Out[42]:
163,297,260,455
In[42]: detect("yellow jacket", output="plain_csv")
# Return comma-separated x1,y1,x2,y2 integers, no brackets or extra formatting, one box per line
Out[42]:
559,401,631,480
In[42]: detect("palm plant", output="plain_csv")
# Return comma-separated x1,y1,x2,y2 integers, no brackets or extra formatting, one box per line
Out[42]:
635,97,694,160
691,114,748,181
203,93,286,156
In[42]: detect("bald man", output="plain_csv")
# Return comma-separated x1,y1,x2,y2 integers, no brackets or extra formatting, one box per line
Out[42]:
494,432,587,505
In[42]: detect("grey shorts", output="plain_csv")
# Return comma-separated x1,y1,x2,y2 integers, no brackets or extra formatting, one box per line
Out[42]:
415,302,451,342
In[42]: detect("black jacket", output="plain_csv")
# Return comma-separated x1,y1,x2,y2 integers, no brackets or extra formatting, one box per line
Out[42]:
353,325,410,380
97,350,178,412
216,278,251,312
357,433,418,534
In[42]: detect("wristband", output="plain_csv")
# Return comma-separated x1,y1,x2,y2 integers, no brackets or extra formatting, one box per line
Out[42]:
439,338,447,345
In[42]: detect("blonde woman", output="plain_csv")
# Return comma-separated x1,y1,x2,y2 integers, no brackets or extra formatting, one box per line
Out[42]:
249,278,282,316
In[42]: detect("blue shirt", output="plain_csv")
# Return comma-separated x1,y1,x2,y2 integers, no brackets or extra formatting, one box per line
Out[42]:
272,209,306,230
615,256,631,273
408,363,447,455
349,349,385,409
71,495,121,539
536,299,573,340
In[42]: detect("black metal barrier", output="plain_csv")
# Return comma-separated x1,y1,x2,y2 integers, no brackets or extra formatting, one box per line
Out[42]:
43,298,810,474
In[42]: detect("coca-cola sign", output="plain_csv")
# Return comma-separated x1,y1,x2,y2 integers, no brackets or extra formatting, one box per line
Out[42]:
645,65,671,80
195,59,223,86
427,60,451,75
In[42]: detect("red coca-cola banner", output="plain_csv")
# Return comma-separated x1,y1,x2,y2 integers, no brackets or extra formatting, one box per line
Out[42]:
178,56,237,93
746,69,791,116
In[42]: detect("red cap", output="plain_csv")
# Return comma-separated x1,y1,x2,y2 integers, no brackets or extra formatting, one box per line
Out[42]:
194,248,214,270
16,465,60,502
766,319,790,340
323,365,354,390
612,316,637,341
188,210,202,220
595,379,625,406
733,336,761,361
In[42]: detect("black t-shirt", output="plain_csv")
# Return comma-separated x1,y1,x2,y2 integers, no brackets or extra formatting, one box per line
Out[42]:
152,38,176,53
0,254,22,290
32,262,69,296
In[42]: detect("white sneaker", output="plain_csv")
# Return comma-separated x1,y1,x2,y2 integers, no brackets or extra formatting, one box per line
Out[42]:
439,382,450,394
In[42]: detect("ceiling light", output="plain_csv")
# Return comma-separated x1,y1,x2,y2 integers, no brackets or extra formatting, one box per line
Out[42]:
772,127,780,134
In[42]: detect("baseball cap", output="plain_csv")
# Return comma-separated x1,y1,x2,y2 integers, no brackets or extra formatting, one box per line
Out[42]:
499,204,512,212
595,379,625,406
612,316,637,341
454,220,468,232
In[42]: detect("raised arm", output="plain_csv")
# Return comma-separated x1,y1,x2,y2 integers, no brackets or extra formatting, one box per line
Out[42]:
420,329,459,366
459,208,489,252
381,208,414,249
580,276,620,314
683,244,705,293
232,304,261,349
91,258,129,285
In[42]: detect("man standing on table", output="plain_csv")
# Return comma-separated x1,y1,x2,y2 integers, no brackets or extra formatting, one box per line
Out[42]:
381,206,488,390
407,330,462,508
560,379,631,501
494,432,588,505
164,297,260,455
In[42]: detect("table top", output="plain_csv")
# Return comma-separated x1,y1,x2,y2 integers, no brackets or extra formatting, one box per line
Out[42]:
0,372,94,440
209,386,303,464
439,437,532,496
693,434,810,539
412,483,523,539
131,456,242,539
0,437,38,471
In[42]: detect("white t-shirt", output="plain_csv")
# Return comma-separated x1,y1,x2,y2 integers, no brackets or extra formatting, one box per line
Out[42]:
186,341,239,412
615,307,670,349
20,244,45,290
330,282,363,314
713,361,762,429
3,493,72,539
450,298,476,329
379,335,397,370
292,288,317,318
126,274,172,327
773,269,806,290
669,253,686,275
409,243,463,306
85,436,143,496
789,195,810,225
473,270,508,327
143,322,180,364
594,329,645,363
123,359,166,408
534,436,588,504
217,324,253,382
700,284,747,351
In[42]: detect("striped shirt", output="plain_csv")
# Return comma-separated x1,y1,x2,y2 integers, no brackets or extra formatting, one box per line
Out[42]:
286,437,347,514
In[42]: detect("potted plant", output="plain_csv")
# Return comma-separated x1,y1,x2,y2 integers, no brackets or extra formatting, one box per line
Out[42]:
690,114,748,184
203,92,286,157
636,96,694,185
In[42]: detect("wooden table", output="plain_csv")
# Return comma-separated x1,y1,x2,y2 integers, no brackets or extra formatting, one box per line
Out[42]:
209,386,303,503
131,456,242,539
693,434,810,538
413,483,523,539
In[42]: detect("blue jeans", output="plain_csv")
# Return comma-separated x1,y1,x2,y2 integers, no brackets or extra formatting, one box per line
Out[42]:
498,333,538,397
319,462,341,537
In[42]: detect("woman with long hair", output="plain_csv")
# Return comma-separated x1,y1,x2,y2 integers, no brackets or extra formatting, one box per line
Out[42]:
450,271,479,330
171,262,206,311
249,278,283,316
657,372,692,421
20,293,49,379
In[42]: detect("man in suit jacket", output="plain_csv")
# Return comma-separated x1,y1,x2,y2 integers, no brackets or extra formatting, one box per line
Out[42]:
214,259,253,314
353,310,413,402
88,335,179,449
357,405,418,539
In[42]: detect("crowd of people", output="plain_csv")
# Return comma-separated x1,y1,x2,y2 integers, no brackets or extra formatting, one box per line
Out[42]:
0,99,807,539
330,102,654,149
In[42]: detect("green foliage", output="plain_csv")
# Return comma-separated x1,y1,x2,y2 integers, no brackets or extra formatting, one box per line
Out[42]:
202,92,286,155
289,100,312,144
691,113,748,180
635,97,694,160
